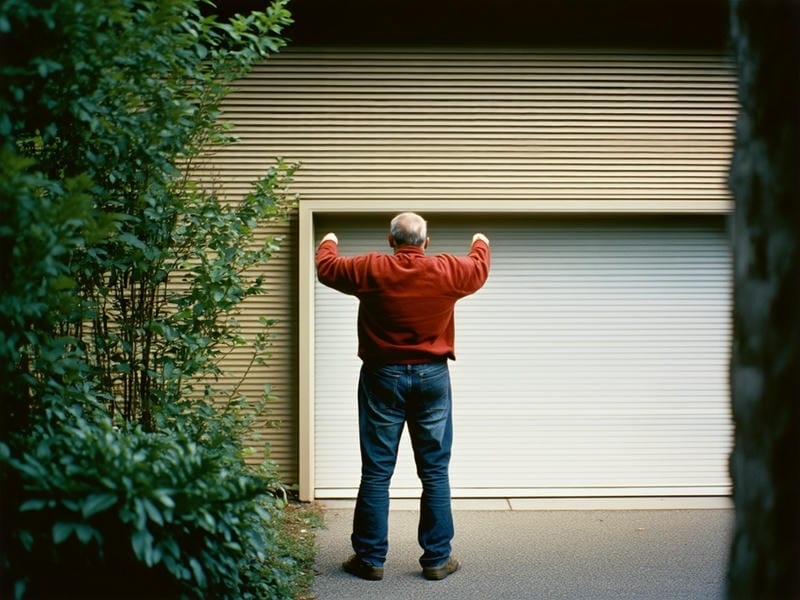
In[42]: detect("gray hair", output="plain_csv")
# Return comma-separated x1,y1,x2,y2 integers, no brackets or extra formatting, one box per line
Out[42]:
390,212,427,247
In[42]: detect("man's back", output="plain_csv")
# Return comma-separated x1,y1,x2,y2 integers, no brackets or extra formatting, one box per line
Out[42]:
316,236,490,364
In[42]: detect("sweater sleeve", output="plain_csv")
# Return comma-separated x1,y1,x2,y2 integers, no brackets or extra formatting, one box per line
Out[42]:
448,239,491,296
315,239,361,295
468,239,491,287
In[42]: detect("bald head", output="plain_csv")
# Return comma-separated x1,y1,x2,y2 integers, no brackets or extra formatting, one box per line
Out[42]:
390,212,428,247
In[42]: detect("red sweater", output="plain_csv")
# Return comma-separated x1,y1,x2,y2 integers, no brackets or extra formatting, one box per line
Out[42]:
315,239,490,364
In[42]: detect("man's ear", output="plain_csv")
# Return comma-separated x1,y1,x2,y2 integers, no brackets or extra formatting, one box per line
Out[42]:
388,234,395,248
424,237,430,250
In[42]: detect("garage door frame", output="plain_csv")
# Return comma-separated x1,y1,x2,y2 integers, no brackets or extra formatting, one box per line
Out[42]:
298,198,731,502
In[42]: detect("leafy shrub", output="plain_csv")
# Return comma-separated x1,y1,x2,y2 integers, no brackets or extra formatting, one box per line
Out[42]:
0,0,303,598
2,400,296,599
1,0,296,427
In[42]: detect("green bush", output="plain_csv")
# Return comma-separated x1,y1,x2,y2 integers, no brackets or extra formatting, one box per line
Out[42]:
1,0,295,428
2,400,296,599
0,0,304,597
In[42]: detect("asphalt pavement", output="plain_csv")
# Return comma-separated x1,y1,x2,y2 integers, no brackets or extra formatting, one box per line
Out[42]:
311,502,733,600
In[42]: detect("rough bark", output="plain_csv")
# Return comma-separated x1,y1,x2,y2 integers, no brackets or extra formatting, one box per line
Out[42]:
727,0,800,598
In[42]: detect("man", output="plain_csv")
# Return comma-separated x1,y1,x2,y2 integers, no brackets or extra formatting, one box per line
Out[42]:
315,212,490,582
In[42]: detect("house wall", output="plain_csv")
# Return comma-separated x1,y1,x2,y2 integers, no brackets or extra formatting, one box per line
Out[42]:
221,48,735,210
205,47,736,494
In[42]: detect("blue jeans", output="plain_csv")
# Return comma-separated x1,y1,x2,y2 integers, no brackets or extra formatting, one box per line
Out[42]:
352,361,454,568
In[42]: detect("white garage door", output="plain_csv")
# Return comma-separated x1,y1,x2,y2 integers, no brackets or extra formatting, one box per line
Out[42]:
314,215,732,498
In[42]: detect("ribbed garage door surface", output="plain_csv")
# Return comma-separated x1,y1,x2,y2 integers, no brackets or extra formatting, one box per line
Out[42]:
313,216,732,498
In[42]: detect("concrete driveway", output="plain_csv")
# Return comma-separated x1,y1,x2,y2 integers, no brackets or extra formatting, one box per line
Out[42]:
311,500,733,600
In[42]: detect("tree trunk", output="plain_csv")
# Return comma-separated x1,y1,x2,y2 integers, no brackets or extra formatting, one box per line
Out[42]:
728,0,800,598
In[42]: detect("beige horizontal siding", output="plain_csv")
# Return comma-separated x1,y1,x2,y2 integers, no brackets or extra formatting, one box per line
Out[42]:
213,48,736,206
171,201,299,481
238,215,297,480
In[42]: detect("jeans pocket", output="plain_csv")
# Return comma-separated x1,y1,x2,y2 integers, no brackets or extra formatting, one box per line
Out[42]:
363,366,402,408
417,363,451,406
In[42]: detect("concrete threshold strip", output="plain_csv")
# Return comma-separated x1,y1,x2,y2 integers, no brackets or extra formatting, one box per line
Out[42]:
319,496,734,511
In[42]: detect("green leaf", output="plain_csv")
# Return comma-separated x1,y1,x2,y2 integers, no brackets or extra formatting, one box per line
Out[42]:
118,232,148,251
153,489,176,509
14,580,26,600
142,498,164,526
189,557,206,588
19,499,48,512
19,530,34,552
81,493,118,518
131,529,155,564
74,523,98,544
53,522,74,544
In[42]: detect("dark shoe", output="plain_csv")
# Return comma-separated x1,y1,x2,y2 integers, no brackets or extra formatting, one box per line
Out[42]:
422,556,461,581
343,554,384,581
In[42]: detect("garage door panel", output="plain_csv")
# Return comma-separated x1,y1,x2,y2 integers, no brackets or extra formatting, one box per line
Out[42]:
314,217,732,496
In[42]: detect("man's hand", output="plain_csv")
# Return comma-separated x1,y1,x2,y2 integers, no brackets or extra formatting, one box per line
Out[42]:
321,232,338,245
472,233,489,246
